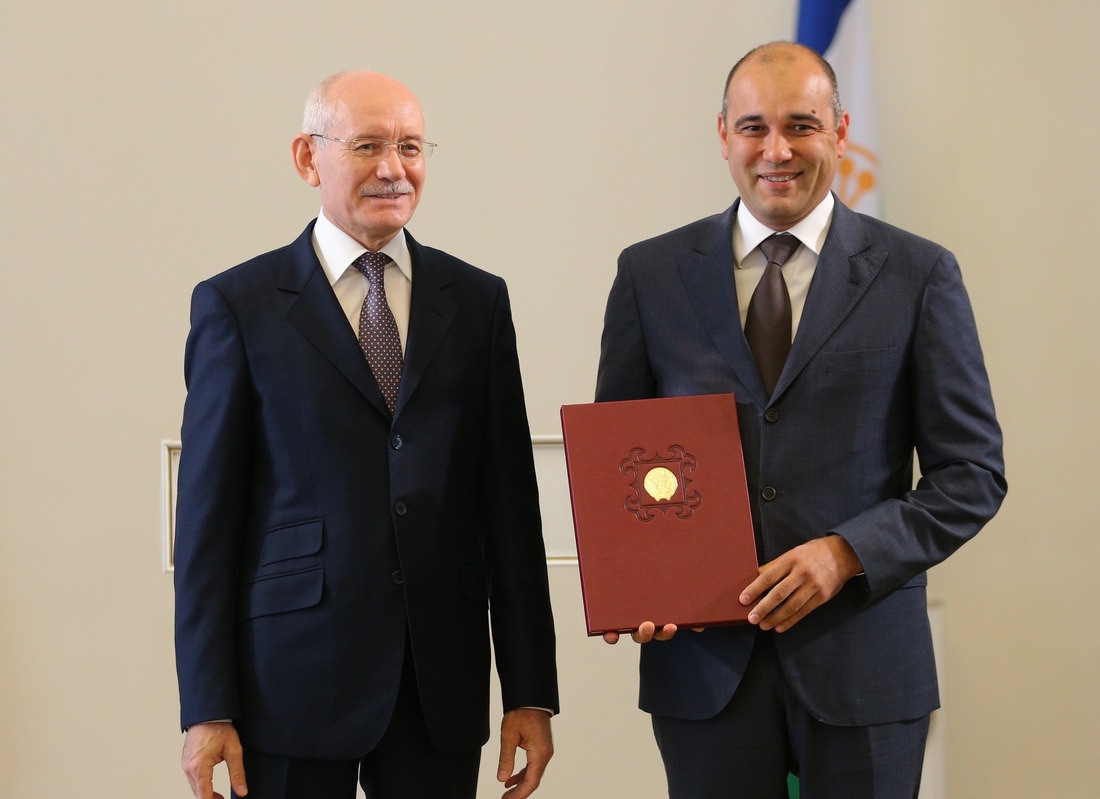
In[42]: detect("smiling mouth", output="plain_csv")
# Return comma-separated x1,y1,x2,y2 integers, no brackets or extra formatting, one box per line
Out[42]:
761,174,798,183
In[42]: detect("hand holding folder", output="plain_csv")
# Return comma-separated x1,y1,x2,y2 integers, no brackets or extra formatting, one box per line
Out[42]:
560,394,759,636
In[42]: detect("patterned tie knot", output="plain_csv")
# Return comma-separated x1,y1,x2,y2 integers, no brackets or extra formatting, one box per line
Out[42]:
759,234,801,268
353,250,392,282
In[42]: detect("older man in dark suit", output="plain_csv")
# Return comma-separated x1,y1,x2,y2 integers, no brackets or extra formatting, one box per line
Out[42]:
174,71,558,799
597,42,1005,798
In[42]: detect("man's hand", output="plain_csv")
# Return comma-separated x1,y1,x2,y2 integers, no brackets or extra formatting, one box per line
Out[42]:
602,621,679,645
496,708,553,798
181,721,248,799
740,535,863,633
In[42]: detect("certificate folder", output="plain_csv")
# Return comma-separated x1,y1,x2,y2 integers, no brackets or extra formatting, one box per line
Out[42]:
560,394,758,636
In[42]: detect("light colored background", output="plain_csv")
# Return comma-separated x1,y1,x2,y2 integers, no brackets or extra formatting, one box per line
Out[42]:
1,2,1097,797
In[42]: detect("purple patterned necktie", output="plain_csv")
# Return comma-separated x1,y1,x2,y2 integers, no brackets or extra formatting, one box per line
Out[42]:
745,234,801,396
353,251,403,414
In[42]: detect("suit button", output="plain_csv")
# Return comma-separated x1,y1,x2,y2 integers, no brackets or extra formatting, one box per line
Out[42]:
761,486,777,501
764,408,780,423
391,435,403,450
394,501,407,516
391,570,404,584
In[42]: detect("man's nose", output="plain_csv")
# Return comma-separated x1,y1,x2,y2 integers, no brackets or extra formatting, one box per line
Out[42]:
762,131,792,164
375,146,407,179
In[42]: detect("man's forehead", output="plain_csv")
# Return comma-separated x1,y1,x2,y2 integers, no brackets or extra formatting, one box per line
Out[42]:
327,74,423,121
727,61,831,107
335,97,425,133
731,55,828,90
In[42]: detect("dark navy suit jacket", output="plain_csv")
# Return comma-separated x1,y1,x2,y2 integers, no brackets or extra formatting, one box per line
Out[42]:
174,222,558,758
595,197,1005,726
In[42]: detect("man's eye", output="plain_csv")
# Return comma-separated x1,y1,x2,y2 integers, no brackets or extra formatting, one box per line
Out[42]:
398,142,422,156
355,141,382,153
735,126,765,136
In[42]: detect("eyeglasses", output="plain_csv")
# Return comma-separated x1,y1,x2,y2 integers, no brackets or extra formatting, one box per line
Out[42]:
307,134,436,160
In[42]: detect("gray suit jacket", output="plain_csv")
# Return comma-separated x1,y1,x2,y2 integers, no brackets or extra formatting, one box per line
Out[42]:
595,197,1005,725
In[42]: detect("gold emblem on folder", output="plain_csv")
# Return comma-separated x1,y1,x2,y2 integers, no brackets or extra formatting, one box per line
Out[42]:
643,467,678,501
621,446,701,522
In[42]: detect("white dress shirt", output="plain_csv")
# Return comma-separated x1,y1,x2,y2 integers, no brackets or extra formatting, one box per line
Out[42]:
312,210,413,354
733,193,835,341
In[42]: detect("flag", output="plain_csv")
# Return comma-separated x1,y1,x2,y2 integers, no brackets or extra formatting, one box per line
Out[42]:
797,0,881,217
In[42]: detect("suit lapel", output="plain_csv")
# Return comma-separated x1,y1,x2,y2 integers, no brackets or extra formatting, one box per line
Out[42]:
393,232,459,418
772,199,886,398
679,203,770,404
280,222,392,418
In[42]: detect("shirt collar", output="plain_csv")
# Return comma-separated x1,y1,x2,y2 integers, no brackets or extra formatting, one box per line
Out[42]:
734,192,835,267
312,209,413,285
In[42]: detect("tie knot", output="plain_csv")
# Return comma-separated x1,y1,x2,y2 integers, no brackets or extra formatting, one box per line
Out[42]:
759,234,801,268
353,250,392,282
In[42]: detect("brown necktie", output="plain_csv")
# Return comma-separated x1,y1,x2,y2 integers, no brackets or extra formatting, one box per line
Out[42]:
745,234,801,396
353,251,403,414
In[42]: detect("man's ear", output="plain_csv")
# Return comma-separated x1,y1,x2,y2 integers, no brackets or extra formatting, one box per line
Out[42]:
292,134,321,187
835,110,851,159
717,112,731,161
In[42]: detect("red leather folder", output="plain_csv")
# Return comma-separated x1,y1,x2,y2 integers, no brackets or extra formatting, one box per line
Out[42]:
560,394,758,636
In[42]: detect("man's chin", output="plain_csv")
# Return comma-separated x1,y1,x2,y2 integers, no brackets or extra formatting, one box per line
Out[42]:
361,203,415,229
742,197,804,230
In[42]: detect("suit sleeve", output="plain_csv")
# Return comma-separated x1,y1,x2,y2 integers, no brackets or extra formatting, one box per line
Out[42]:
595,252,657,402
174,281,252,730
833,250,1007,598
481,279,560,715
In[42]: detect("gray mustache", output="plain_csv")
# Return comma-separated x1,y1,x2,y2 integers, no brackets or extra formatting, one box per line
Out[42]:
361,182,414,197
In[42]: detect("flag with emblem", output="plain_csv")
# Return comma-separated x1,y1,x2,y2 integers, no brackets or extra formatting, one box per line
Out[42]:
797,0,881,217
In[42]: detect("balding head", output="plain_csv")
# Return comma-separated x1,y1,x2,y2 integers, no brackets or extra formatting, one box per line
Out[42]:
303,71,424,139
721,42,842,129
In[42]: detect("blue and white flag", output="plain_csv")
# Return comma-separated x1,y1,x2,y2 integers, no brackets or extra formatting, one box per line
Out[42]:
797,0,880,217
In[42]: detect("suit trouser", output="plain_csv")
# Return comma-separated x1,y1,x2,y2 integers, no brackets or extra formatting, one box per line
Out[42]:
233,638,481,799
651,631,930,799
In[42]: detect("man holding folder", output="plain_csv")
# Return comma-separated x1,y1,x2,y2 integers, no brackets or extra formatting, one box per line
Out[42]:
595,42,1005,798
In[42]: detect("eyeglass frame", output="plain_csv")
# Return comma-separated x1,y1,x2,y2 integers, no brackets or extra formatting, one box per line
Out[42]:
306,133,437,160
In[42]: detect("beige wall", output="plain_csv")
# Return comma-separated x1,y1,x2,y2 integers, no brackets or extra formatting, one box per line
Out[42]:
1,2,1097,797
